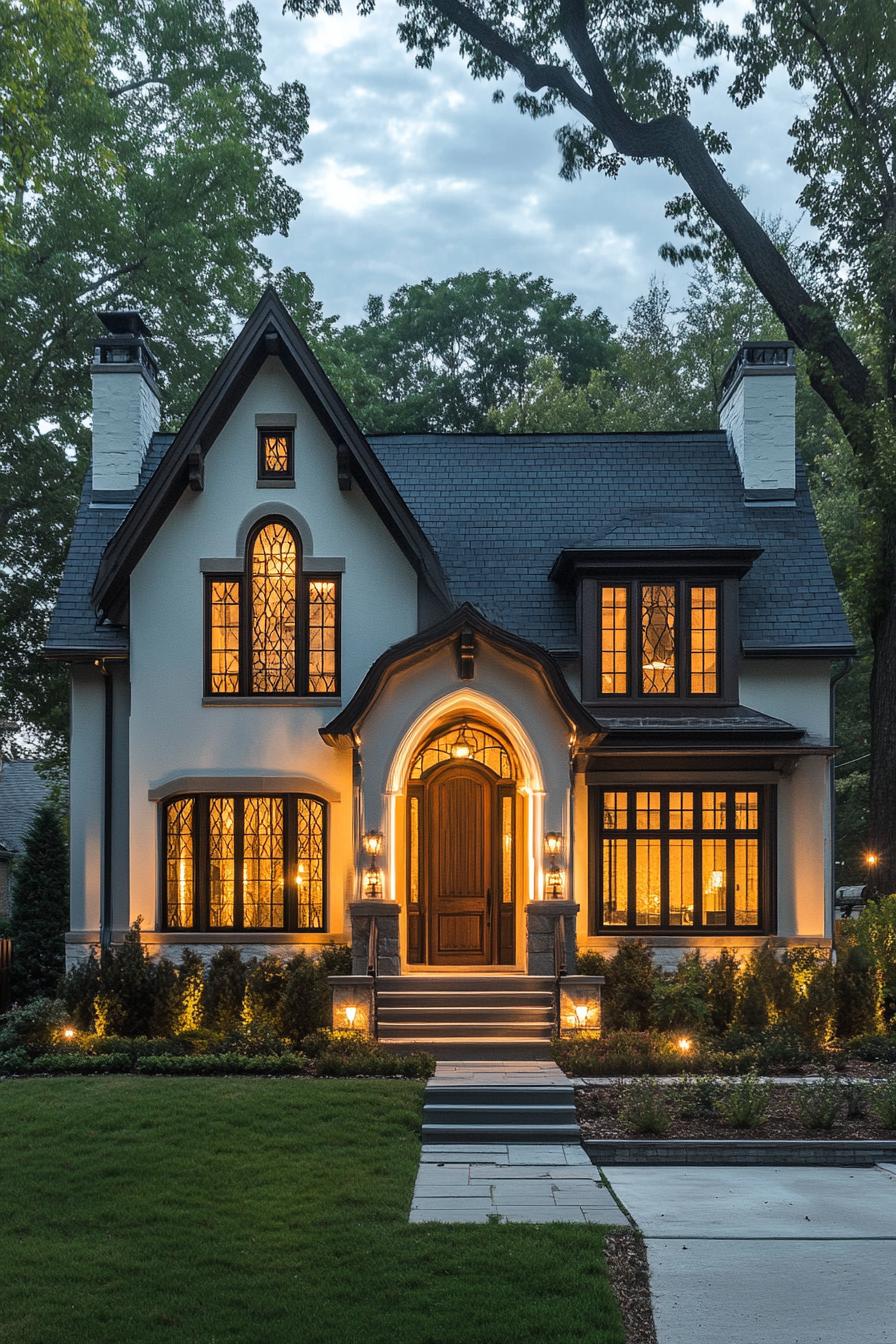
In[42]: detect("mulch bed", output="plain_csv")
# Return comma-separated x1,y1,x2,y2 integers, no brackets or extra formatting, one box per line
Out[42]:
577,1081,896,1141
604,1230,657,1344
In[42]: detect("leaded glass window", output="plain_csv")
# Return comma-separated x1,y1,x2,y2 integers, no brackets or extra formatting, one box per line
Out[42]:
641,584,676,694
409,724,514,779
165,798,194,928
593,786,766,932
251,523,297,694
162,793,327,932
205,518,340,697
307,578,338,694
590,578,725,701
209,579,241,695
296,796,325,929
257,428,294,479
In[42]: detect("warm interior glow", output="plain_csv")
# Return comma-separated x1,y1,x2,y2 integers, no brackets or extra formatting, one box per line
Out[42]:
449,722,477,759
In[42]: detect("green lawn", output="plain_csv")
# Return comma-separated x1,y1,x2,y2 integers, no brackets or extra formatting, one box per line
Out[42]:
0,1078,624,1344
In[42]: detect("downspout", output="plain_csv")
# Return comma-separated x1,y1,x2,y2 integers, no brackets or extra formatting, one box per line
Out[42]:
96,660,114,949
829,656,854,955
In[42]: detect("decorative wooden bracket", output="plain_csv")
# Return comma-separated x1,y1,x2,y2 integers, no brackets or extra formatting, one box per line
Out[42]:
187,445,204,492
337,442,352,491
458,625,476,680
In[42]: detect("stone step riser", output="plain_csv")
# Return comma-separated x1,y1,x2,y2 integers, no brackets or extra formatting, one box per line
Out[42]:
424,1086,575,1107
377,977,555,992
378,1008,554,1023
378,995,554,1010
380,1023,553,1040
424,1107,578,1126
380,1040,555,1061
421,1123,582,1142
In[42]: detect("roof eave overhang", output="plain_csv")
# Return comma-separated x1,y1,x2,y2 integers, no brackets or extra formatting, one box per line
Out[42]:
43,644,129,663
741,642,857,659
320,602,605,748
92,288,453,623
550,545,764,588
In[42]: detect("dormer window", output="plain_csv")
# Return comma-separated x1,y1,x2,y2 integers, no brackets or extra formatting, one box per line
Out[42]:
597,580,719,698
205,517,340,698
551,546,761,707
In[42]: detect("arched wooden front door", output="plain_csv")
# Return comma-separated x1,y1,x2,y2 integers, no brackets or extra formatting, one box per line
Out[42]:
407,759,516,966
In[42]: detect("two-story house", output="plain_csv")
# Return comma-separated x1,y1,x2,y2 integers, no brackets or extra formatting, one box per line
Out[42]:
47,289,853,1049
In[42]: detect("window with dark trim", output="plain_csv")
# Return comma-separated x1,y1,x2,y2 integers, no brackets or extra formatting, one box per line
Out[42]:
257,427,294,481
163,792,327,931
590,785,771,933
206,517,340,697
594,580,722,700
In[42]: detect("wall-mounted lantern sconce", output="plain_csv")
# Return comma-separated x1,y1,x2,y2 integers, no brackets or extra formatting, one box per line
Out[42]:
544,832,564,899
362,830,384,898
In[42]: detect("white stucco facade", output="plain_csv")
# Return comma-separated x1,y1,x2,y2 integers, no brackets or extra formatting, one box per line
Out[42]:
60,309,846,972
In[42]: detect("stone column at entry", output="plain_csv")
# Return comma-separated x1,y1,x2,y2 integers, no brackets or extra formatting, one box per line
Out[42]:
347,899,401,977
525,899,578,975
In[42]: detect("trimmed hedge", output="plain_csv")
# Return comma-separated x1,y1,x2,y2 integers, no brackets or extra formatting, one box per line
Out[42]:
0,1047,434,1079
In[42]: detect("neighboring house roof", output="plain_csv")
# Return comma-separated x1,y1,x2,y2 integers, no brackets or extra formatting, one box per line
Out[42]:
0,762,50,856
90,288,452,623
369,432,854,656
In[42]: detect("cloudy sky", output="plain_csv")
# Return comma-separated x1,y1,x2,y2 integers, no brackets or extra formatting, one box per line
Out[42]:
256,0,809,330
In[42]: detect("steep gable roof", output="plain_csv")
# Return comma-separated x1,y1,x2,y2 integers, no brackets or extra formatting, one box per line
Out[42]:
91,288,452,621
370,432,854,656
0,761,50,855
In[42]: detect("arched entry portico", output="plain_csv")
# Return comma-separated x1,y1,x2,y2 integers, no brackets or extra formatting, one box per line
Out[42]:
385,691,545,969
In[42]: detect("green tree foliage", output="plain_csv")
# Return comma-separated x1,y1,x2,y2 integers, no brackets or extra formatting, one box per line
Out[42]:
323,269,615,432
286,0,896,887
9,800,68,1001
0,0,308,761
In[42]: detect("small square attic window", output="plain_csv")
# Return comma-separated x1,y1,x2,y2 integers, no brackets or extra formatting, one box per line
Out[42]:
257,427,294,481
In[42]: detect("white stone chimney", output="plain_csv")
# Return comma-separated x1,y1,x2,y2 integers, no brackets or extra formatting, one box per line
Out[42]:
90,311,160,497
719,341,796,500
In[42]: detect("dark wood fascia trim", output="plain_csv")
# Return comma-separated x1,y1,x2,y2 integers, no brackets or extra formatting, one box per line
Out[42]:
44,644,129,662
581,743,834,775
92,287,453,619
320,602,605,747
550,546,763,588
741,642,858,659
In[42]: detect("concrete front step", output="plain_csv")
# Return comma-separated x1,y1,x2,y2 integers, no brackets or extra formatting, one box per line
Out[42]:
378,994,554,1010
421,1122,582,1142
378,1020,553,1039
380,1038,555,1061
378,975,555,992
424,1085,575,1106
424,1104,579,1126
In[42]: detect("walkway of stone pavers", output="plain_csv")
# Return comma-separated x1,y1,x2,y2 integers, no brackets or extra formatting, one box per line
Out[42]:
409,1060,629,1225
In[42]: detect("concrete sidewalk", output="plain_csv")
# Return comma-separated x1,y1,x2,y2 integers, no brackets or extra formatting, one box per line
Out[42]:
602,1164,896,1344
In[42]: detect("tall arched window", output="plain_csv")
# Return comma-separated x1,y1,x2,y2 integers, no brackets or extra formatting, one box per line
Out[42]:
251,521,298,693
206,516,340,697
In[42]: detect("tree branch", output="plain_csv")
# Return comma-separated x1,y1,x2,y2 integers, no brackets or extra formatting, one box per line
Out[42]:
426,0,876,451
104,74,170,99
76,259,146,304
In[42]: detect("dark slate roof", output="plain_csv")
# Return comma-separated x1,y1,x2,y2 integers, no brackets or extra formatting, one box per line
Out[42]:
45,435,175,653
369,432,853,653
0,761,50,855
48,429,851,657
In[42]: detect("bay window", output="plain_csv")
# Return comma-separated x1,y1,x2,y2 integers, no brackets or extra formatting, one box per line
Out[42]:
592,785,770,933
162,793,327,932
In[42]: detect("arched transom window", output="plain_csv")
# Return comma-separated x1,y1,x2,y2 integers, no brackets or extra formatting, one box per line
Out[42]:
409,723,516,780
206,517,340,697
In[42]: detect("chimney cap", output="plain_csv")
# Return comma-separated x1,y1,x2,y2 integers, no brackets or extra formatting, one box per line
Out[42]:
96,310,151,340
720,340,795,405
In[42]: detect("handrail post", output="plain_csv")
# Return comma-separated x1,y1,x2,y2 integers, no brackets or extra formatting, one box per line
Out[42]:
553,914,567,1034
367,916,378,1038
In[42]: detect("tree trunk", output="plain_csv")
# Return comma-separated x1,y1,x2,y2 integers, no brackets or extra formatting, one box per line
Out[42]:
869,541,896,894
